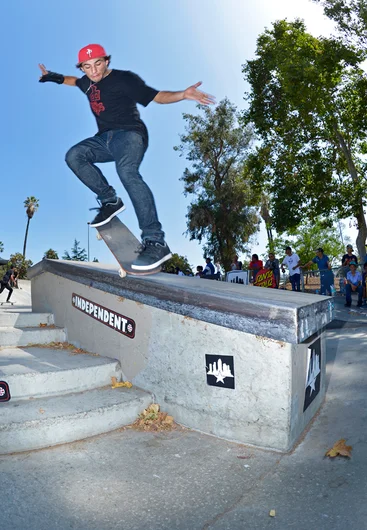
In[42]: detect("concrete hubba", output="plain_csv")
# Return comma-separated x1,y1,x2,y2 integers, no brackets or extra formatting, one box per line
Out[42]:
28,260,334,452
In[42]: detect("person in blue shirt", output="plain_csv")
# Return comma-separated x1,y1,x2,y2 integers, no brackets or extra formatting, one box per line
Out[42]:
303,248,334,296
203,258,215,276
345,261,363,307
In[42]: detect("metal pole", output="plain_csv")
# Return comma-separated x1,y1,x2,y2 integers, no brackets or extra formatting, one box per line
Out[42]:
338,221,345,247
87,222,90,261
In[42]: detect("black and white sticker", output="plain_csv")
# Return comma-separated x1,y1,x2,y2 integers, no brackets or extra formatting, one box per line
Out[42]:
206,355,235,389
303,338,321,412
0,381,11,402
72,293,135,339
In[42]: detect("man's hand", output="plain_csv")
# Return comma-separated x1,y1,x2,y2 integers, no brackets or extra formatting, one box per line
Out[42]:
183,82,215,105
38,63,49,78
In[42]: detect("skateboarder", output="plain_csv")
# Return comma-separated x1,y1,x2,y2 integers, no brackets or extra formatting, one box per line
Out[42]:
0,265,16,303
39,44,215,271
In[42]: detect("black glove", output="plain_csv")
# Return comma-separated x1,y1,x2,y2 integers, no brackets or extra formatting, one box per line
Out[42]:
39,71,65,85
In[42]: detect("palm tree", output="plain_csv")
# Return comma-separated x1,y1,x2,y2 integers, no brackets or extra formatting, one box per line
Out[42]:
23,196,39,258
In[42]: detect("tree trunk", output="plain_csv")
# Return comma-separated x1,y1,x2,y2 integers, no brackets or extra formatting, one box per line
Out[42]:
355,202,367,262
333,125,366,261
23,217,30,258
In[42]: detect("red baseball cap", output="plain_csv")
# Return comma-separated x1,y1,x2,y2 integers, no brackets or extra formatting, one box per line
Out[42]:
77,44,108,65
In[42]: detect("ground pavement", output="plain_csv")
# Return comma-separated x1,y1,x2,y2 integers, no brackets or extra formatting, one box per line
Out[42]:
0,288,366,529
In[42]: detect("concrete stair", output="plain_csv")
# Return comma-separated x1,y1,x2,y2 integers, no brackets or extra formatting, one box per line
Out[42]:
0,311,153,454
0,311,67,348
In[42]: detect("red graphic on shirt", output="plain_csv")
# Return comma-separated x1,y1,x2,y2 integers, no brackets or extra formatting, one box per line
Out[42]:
88,85,105,116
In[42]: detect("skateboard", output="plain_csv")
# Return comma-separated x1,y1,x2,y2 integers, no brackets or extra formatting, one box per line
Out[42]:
0,301,14,306
96,217,162,278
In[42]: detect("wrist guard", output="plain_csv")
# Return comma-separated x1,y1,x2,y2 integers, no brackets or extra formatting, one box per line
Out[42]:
39,71,65,85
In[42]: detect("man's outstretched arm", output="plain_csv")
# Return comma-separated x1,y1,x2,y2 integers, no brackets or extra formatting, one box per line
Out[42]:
38,64,78,86
154,81,215,105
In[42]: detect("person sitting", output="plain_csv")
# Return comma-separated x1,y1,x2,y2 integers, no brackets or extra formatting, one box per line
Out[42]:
264,252,280,288
249,254,263,282
231,255,242,271
202,258,215,276
303,248,334,296
341,244,358,277
345,261,363,308
195,265,204,277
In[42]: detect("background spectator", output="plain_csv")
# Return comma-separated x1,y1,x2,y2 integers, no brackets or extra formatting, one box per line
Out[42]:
303,248,334,296
264,252,280,288
341,244,358,277
363,263,367,306
195,265,203,277
231,255,242,271
345,261,363,308
281,247,301,292
175,266,185,276
249,254,263,281
203,258,215,276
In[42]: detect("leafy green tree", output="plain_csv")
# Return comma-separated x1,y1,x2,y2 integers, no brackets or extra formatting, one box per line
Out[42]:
8,253,33,279
269,218,348,268
243,19,367,260
23,196,39,258
44,249,59,259
313,0,367,47
175,98,260,271
162,253,193,275
63,240,87,261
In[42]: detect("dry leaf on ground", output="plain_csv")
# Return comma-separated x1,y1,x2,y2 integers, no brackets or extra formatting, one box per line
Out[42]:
111,376,133,389
131,404,176,431
325,439,352,458
269,510,276,517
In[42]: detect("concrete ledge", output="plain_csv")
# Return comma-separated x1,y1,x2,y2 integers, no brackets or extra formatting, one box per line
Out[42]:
0,386,152,454
28,260,334,344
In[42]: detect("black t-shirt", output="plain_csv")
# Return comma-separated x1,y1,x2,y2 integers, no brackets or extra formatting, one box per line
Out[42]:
76,69,159,143
342,253,358,266
2,269,14,284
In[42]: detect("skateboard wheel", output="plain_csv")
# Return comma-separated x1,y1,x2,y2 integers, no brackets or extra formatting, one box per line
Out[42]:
96,232,102,241
118,268,127,278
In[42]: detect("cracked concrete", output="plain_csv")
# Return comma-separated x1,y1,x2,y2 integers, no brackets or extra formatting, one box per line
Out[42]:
1,314,366,530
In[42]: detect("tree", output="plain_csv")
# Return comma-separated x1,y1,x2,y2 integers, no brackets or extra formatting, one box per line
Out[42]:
162,253,193,275
313,0,367,48
243,19,367,260
0,241,4,254
175,98,260,271
44,249,59,259
8,253,33,279
269,218,348,268
63,240,87,261
23,196,39,258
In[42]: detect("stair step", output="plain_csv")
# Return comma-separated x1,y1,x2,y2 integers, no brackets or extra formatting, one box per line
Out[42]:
0,346,122,400
0,386,153,454
0,326,66,347
0,312,54,328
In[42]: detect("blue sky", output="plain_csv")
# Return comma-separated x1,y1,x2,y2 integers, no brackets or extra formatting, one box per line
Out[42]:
2,0,342,268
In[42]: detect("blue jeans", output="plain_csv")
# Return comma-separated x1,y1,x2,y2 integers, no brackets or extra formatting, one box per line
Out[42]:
290,273,301,292
345,283,363,305
320,271,334,296
65,130,165,242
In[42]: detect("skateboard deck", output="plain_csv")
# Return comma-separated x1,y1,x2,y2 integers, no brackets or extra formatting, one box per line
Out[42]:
96,217,161,277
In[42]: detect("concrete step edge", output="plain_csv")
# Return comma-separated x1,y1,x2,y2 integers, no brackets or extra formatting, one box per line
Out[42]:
4,360,123,400
0,387,153,454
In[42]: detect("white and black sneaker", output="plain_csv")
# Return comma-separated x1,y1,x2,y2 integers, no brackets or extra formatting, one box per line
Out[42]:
90,198,125,228
131,241,172,271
